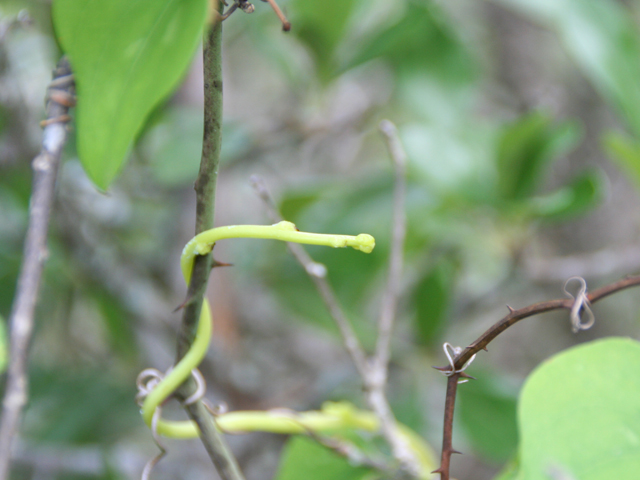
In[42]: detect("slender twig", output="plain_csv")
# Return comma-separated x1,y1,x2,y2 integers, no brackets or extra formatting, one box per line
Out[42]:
303,428,392,472
262,0,291,31
524,245,640,281
250,119,420,477
249,176,370,379
0,57,74,480
173,11,245,480
435,274,640,480
367,120,418,475
373,119,407,380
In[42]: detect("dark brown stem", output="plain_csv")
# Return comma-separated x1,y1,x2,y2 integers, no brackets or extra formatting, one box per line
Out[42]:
435,274,640,480
451,275,640,371
173,11,245,480
263,0,291,31
0,57,74,480
432,374,461,480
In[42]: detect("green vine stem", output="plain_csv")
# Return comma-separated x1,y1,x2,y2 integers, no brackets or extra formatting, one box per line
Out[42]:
141,221,375,437
148,402,378,439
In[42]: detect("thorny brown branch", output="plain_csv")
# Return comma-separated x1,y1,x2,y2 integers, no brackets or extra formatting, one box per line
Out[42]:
0,57,74,480
434,274,640,480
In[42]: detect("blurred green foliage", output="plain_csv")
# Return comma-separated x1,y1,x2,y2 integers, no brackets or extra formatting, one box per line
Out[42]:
2,0,640,478
457,370,519,463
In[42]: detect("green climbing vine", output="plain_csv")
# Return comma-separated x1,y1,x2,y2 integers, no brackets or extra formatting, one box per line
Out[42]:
138,221,375,439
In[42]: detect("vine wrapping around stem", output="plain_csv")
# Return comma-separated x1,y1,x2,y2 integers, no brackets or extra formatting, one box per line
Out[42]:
139,221,375,438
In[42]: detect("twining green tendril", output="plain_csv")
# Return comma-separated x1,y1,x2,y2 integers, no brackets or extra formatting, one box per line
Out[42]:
141,221,375,439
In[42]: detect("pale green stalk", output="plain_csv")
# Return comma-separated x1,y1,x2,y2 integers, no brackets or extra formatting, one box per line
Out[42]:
181,221,375,280
142,221,375,437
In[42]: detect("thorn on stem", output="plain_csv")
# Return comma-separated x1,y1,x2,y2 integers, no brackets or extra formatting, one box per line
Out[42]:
173,295,194,313
40,115,72,127
432,366,451,372
451,449,463,455
506,304,515,313
212,259,233,269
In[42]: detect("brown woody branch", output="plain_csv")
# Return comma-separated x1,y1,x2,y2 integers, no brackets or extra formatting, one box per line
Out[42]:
435,274,640,480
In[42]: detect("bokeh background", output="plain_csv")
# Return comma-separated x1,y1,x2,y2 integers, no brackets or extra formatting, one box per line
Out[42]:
2,0,640,479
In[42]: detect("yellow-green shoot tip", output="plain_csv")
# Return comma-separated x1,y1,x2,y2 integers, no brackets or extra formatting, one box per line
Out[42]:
352,234,375,253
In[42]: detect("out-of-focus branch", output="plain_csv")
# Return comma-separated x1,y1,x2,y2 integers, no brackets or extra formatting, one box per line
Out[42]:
367,120,417,475
250,119,420,476
262,0,291,31
372,119,407,383
249,176,370,380
524,245,640,281
0,57,74,480
434,274,640,480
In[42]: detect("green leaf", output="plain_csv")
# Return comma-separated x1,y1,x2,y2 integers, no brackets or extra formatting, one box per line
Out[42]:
280,186,326,221
401,121,495,199
275,436,372,480
263,176,393,338
91,289,137,359
343,0,476,85
514,337,640,480
493,458,519,480
25,368,139,444
413,257,457,346
496,112,581,201
495,0,640,135
52,0,207,189
525,169,603,220
457,370,519,462
290,0,359,79
604,132,640,188
140,107,251,186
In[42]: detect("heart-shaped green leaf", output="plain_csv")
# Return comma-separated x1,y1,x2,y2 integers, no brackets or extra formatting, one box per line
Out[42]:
275,436,372,480
496,112,581,201
514,337,640,480
525,169,603,220
53,0,207,189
